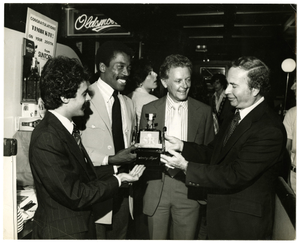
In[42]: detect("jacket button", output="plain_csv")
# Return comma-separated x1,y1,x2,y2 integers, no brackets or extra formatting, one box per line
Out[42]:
108,145,112,150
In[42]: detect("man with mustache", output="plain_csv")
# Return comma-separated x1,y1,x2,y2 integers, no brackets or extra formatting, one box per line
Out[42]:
80,41,137,239
29,56,145,239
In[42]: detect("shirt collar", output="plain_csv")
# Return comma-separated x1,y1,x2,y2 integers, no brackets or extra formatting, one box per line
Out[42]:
238,96,265,121
96,78,116,103
166,92,188,109
49,110,74,134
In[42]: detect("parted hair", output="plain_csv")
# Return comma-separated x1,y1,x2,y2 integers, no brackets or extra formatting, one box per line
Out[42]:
231,56,270,96
40,56,90,110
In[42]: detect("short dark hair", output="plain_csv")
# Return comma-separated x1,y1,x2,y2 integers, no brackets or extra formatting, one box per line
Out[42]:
40,56,90,110
231,56,270,96
130,59,153,87
159,54,192,80
211,73,227,89
95,41,133,71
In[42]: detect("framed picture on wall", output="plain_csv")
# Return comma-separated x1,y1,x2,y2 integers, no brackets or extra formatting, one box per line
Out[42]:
200,67,226,91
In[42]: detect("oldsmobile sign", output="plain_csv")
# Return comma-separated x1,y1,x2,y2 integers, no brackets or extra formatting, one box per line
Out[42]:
66,8,130,36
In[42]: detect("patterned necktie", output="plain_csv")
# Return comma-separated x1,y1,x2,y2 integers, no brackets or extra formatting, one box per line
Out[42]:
223,111,241,146
112,90,125,153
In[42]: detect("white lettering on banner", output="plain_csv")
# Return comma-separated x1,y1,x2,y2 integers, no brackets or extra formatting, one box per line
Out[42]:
75,14,121,32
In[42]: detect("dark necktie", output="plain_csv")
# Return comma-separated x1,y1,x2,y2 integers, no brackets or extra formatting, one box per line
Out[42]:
112,91,125,153
223,111,241,146
72,125,89,163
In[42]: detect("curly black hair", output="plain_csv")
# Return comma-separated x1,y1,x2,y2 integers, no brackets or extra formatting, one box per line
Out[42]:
40,56,90,110
159,54,192,80
231,56,270,96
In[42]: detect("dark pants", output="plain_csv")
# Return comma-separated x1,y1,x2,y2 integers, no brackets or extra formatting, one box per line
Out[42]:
95,188,129,239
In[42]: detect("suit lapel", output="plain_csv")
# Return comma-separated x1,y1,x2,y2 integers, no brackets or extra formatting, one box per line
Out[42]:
187,97,200,141
153,97,167,131
215,101,267,164
47,112,96,179
89,83,112,136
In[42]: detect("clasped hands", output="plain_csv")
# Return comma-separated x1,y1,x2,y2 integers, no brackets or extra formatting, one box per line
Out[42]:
161,134,188,173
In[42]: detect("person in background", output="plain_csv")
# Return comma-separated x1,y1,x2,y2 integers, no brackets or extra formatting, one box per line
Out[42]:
79,41,137,239
210,73,234,133
126,58,159,239
29,56,145,239
161,56,287,240
127,59,158,128
139,54,214,239
283,81,296,193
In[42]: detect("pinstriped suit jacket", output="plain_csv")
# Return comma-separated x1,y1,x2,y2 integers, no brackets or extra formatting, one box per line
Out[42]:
29,111,119,239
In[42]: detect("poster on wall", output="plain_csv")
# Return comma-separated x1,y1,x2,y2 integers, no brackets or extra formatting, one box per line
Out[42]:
25,7,58,72
21,8,58,120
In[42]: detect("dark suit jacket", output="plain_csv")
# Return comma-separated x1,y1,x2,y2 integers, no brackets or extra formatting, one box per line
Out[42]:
182,100,287,240
139,96,215,216
29,111,119,239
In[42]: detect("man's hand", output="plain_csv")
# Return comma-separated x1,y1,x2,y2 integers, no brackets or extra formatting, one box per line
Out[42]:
108,145,137,165
164,134,184,152
161,149,188,173
117,164,146,183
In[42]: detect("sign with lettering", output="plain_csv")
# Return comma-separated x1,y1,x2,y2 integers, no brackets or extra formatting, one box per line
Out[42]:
66,8,130,36
25,8,58,72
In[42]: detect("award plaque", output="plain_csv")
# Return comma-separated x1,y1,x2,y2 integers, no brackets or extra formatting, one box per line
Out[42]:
135,113,165,168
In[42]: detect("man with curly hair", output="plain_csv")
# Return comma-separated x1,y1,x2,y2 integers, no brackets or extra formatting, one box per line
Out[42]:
29,56,145,239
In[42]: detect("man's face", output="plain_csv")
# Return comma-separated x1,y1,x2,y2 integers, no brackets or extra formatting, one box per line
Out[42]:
225,67,258,109
161,66,191,102
101,52,131,91
67,81,90,118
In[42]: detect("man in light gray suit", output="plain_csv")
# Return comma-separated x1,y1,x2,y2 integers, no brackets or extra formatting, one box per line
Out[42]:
80,41,137,239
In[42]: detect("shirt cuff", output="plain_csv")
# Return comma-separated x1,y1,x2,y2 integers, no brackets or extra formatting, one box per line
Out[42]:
113,175,121,186
102,156,109,165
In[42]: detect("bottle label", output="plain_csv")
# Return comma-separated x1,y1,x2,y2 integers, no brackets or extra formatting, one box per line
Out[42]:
139,131,162,149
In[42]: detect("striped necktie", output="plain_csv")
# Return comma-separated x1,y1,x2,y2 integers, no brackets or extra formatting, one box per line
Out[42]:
223,111,240,146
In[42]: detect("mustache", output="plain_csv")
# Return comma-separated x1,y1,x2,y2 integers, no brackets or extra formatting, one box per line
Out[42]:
116,75,128,80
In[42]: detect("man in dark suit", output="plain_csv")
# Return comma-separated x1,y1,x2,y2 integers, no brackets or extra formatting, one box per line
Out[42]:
29,56,145,239
161,56,287,240
139,54,214,239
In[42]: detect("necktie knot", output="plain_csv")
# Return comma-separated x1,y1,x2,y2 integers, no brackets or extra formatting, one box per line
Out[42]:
113,90,118,99
233,111,241,122
72,124,81,144
223,110,240,146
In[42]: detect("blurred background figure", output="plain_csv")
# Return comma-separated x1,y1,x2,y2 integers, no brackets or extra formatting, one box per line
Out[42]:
283,81,297,193
210,73,234,133
190,71,210,105
127,59,158,129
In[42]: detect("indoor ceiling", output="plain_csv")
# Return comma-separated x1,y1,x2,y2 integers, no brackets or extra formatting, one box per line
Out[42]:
65,3,297,61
